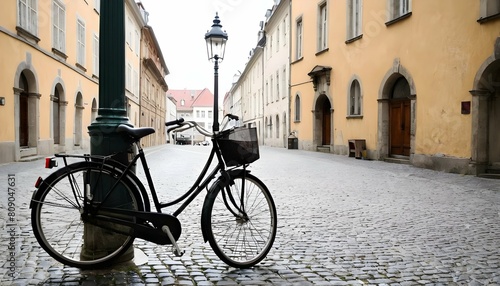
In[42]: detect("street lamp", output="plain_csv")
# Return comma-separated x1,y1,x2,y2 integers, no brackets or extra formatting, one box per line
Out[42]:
205,13,228,132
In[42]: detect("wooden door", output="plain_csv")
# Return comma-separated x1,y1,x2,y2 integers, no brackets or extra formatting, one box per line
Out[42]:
20,93,29,147
322,103,331,145
390,100,410,156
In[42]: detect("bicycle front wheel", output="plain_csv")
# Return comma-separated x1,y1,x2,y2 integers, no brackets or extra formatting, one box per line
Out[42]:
202,172,277,268
31,161,143,269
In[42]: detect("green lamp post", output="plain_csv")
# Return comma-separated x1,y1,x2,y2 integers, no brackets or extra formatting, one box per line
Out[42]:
85,0,134,262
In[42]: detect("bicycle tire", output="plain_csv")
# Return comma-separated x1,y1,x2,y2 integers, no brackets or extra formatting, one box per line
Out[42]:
202,172,277,268
31,161,144,269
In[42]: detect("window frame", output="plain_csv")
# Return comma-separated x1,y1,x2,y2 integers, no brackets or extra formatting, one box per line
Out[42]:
295,17,303,60
478,0,500,23
386,0,412,26
347,78,363,118
346,0,362,42
18,0,38,36
76,18,86,67
318,2,328,52
52,0,66,53
294,94,301,122
92,33,99,77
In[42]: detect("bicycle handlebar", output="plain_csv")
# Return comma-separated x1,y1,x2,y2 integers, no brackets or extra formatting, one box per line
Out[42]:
165,118,185,127
165,114,239,138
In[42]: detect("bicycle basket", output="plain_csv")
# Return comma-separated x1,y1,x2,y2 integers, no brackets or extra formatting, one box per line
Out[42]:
217,127,259,167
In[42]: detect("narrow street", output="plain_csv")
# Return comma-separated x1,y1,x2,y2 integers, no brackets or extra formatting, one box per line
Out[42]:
1,145,499,285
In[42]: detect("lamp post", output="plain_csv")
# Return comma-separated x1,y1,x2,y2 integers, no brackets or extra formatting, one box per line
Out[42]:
205,13,228,132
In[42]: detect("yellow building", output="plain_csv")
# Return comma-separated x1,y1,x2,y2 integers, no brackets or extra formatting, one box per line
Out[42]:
290,0,500,175
0,0,100,163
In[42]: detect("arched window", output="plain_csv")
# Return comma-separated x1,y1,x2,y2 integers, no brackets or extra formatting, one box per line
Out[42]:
349,79,362,116
294,94,301,121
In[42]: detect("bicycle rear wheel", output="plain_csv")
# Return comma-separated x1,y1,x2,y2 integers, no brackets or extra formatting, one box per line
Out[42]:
31,161,143,269
202,172,277,268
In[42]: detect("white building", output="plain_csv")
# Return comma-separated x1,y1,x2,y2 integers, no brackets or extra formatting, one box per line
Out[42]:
262,0,290,148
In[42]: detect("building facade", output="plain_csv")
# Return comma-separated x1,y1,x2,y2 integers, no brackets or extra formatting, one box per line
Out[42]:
226,0,500,176
167,89,218,144
139,19,169,147
262,0,290,148
0,1,170,164
0,0,101,163
289,0,500,175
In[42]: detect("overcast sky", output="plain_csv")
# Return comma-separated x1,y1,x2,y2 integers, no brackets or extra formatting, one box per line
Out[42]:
139,0,274,95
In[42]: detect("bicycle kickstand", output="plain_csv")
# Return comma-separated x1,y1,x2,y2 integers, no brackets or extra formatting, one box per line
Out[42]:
162,225,184,257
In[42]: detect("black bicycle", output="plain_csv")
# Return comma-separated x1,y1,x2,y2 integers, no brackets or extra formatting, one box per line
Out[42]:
30,115,277,269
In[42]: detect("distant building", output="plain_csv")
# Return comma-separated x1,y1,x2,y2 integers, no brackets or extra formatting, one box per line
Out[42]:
138,3,169,148
167,89,220,144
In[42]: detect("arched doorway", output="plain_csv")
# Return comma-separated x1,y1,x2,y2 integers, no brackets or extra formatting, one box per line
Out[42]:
378,60,417,160
52,84,66,146
315,94,332,146
19,73,29,147
74,93,83,146
471,55,500,174
390,77,411,156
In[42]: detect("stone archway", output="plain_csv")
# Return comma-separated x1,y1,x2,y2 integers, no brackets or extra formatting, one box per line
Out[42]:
378,59,417,160
13,60,40,161
470,38,500,175
314,94,332,148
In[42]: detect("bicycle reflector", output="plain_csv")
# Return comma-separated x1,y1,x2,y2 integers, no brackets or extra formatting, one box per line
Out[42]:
35,177,43,188
45,157,58,169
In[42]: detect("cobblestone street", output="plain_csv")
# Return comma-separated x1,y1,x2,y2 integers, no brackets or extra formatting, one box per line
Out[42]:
1,144,499,285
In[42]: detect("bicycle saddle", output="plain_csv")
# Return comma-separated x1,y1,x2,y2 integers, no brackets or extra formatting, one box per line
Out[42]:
117,124,155,140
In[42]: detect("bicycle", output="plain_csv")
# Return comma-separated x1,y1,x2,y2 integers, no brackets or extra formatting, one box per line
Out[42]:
30,114,277,269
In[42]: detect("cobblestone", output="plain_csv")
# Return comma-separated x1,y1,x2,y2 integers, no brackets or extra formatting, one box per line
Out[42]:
1,145,499,285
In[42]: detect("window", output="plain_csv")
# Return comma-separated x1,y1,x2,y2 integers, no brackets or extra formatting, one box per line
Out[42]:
296,18,303,59
349,79,362,116
276,26,280,52
318,2,328,51
347,0,362,40
77,19,86,66
265,81,269,104
126,17,132,46
479,0,500,22
270,76,274,102
276,71,280,101
135,29,140,56
294,94,301,121
282,67,287,99
276,115,280,138
52,0,65,52
133,69,139,96
283,17,287,46
388,0,411,22
18,0,38,35
126,63,132,91
92,34,99,76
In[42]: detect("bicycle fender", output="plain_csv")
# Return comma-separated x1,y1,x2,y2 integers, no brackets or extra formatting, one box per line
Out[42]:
200,169,250,242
